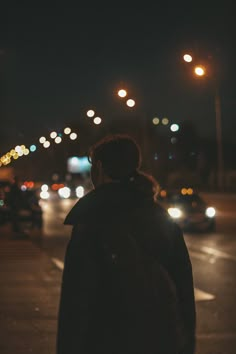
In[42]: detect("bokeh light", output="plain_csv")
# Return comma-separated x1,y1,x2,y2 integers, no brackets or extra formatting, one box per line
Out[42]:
39,136,46,144
170,124,179,132
70,133,77,140
55,136,62,144
152,117,160,125
43,141,50,148
194,66,205,76
162,118,169,125
30,145,37,152
15,145,21,153
86,110,95,118
64,127,71,135
183,54,193,62
50,131,57,139
126,99,135,107
76,186,84,198
23,149,30,155
41,184,49,191
93,117,102,125
118,89,127,98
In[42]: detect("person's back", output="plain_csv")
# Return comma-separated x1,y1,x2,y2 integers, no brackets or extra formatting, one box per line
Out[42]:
57,134,196,354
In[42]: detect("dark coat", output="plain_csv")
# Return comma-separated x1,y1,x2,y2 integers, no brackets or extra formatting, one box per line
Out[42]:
57,182,196,354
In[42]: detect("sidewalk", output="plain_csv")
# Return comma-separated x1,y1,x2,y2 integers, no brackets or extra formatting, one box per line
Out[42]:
0,226,62,354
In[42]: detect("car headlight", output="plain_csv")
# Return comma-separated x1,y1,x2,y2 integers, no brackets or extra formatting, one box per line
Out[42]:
58,187,71,199
40,190,50,200
168,207,182,218
205,207,216,218
75,186,84,198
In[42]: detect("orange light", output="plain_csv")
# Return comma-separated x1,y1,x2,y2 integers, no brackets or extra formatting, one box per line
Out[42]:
160,190,167,198
194,66,205,76
187,188,193,195
181,188,188,195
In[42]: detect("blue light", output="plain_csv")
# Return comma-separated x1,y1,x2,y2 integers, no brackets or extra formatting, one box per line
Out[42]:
30,145,37,152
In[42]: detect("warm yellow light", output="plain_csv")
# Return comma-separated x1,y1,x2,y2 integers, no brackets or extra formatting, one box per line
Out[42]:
64,127,71,135
50,131,57,139
10,149,15,156
118,89,127,98
21,145,26,151
55,136,62,144
126,99,135,107
93,117,102,125
39,136,46,144
86,110,95,118
152,117,160,125
187,188,193,195
194,66,205,76
181,188,188,195
23,149,30,155
160,190,167,198
70,133,77,140
13,154,19,160
183,54,193,63
162,118,169,125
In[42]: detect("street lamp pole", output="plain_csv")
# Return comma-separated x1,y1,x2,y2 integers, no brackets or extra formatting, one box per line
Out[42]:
215,84,224,190
183,53,224,191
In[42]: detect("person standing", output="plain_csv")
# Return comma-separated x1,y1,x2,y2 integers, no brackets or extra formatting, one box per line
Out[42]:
57,134,196,354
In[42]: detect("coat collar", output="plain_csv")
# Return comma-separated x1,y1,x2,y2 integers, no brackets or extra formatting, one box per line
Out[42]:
64,182,152,225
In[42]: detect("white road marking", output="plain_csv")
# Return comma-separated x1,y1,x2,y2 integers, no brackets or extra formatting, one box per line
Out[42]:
52,257,215,302
194,288,215,301
51,257,64,270
200,246,236,262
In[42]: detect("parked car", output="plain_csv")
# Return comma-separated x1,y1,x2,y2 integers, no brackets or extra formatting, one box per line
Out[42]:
0,182,11,225
0,182,43,229
157,189,216,232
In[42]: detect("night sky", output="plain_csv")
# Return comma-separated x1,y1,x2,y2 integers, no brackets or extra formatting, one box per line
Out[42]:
1,3,235,154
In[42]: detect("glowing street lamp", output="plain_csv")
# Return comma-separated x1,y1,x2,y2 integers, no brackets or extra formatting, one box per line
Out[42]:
194,66,205,76
118,89,127,98
87,110,95,118
152,117,160,125
183,52,223,190
126,99,135,108
50,131,57,139
70,133,77,140
93,117,102,125
64,127,71,135
183,54,193,63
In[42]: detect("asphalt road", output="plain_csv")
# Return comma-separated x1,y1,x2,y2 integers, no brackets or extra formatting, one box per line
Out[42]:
36,193,236,354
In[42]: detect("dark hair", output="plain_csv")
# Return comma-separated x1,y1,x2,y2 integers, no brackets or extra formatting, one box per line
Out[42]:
88,134,142,180
132,171,160,202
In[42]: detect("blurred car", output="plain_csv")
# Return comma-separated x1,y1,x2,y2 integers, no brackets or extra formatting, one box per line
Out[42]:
157,189,216,232
0,181,11,224
0,184,43,229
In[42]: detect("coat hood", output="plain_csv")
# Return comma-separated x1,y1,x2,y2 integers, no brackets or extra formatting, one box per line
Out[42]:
64,182,153,225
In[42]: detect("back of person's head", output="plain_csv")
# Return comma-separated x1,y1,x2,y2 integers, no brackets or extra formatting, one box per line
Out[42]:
89,134,159,201
88,134,141,180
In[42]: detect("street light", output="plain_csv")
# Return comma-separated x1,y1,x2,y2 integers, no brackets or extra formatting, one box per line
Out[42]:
126,99,135,108
194,66,205,76
183,53,223,190
183,54,193,63
118,89,127,98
